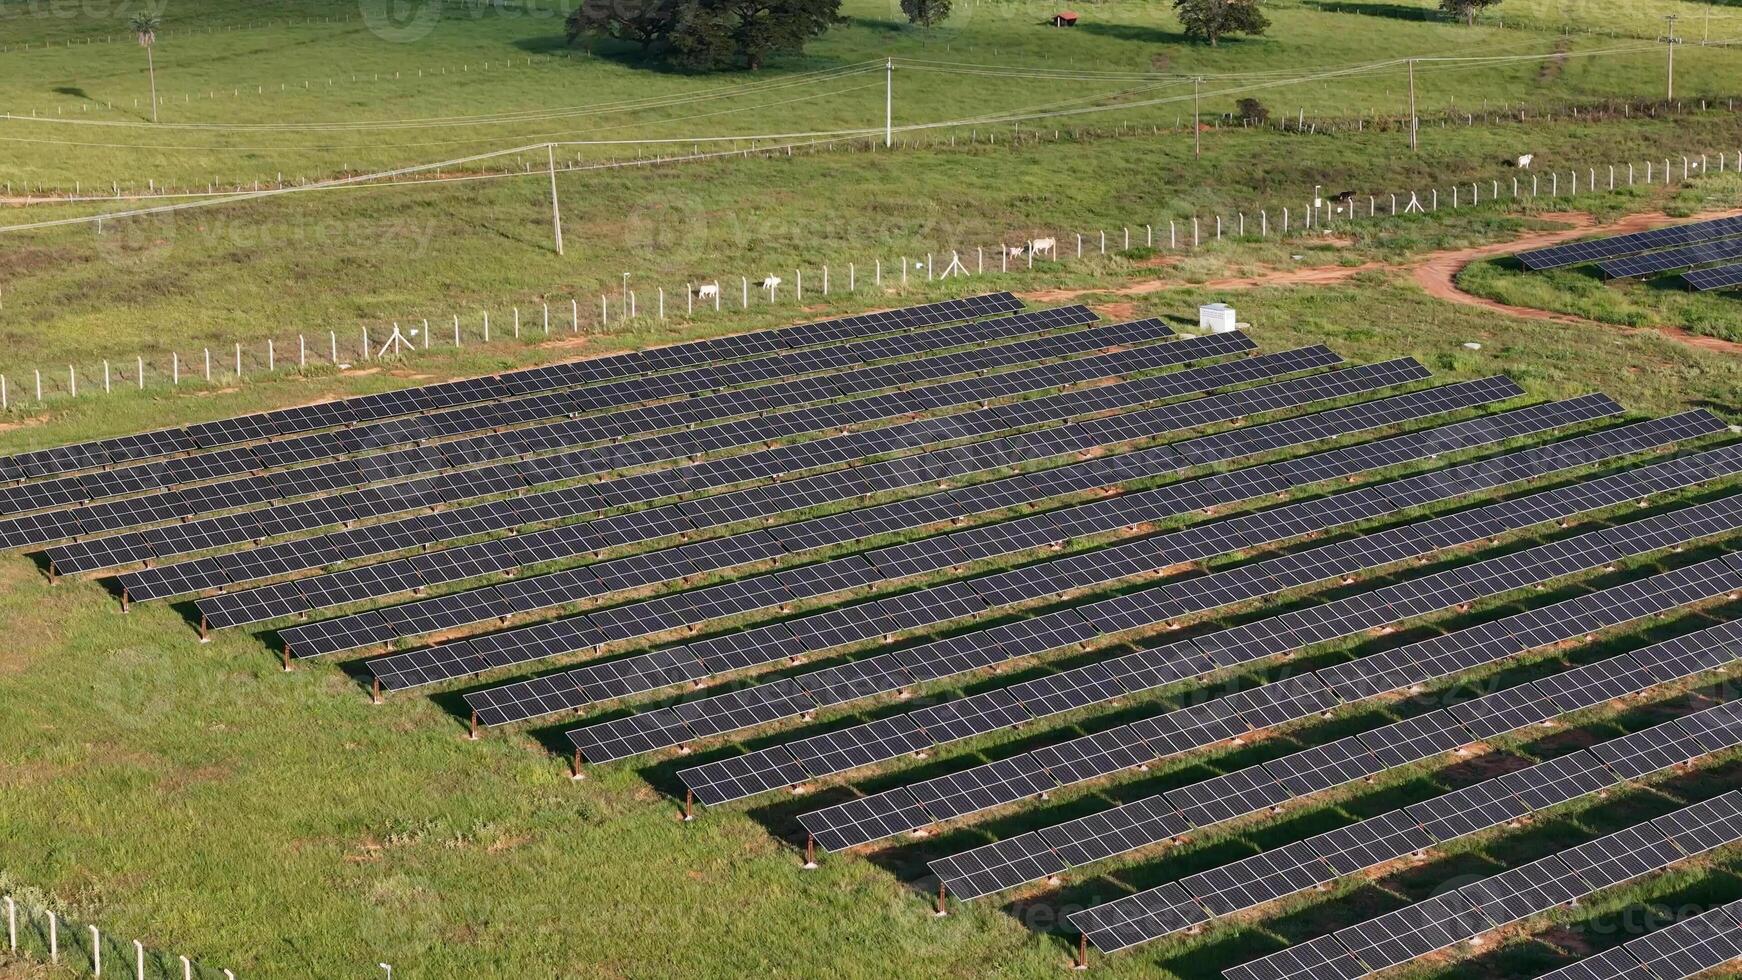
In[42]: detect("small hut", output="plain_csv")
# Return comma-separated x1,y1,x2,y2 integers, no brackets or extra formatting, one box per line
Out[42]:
1051,10,1078,26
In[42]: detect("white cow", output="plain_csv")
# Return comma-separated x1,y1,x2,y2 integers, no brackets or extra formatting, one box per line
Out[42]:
1006,244,1027,258
695,282,720,301
1513,153,1534,170
761,275,782,294
1029,237,1057,257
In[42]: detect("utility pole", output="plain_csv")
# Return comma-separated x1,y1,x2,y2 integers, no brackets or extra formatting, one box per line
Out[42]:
885,58,893,148
1193,77,1202,159
546,143,563,256
1407,59,1418,151
1664,15,1679,100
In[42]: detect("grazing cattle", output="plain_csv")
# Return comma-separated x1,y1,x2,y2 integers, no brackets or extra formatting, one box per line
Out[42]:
1507,153,1534,169
1007,244,1027,258
1029,237,1057,257
761,275,782,292
695,282,720,301
1331,190,1357,203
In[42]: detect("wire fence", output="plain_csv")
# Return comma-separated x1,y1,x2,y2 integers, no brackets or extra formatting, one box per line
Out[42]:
3,891,236,980
0,141,1732,412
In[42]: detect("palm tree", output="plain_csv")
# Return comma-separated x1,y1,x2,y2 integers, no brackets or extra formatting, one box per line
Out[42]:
129,12,160,123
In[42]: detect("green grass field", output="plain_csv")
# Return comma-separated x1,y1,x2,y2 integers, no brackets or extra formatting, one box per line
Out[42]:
3,0,1742,977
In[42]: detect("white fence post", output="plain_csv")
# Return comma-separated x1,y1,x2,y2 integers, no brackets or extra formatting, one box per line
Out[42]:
658,288,665,320
47,910,56,962
483,311,490,342
68,365,76,398
90,924,100,976
542,304,549,334
134,939,144,980
328,332,337,363
571,298,579,332
103,360,110,393
453,315,461,346
4,895,13,952
267,339,274,372
172,353,179,385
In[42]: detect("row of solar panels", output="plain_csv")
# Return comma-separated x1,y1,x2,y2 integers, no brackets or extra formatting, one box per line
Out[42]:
0,304,1096,519
170,329,1268,625
1222,792,1742,980
355,358,1444,692
0,293,1026,483
1517,216,1742,271
1535,896,1742,980
565,413,1730,776
759,495,1742,850
281,371,1524,672
26,305,1132,561
928,605,1742,905
460,391,1615,728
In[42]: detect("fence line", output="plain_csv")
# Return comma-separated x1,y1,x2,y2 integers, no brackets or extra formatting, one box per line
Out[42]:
0,142,1729,410
2,891,236,980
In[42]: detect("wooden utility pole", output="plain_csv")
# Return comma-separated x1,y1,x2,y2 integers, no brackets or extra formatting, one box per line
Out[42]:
1407,59,1418,151
1193,77,1202,159
546,143,563,256
885,58,893,148
1664,16,1679,99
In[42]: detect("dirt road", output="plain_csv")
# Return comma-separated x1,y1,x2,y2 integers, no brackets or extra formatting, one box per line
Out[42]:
1020,209,1742,357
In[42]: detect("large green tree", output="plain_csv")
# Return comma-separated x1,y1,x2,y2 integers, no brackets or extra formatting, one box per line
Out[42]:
567,0,840,69
900,0,951,28
1173,0,1268,46
1438,0,1500,26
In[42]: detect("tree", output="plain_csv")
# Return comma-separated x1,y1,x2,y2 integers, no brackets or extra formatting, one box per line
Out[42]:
1172,0,1268,46
565,0,839,69
1438,0,1499,26
1235,97,1269,124
900,0,950,28
129,11,161,123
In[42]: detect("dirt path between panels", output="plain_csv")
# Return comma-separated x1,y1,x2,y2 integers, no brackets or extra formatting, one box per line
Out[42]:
1019,209,1742,358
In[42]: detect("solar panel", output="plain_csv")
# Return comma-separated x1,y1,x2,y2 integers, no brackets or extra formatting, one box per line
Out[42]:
1457,854,1590,926
1590,718,1710,780
1557,824,1684,891
1031,726,1156,786
911,690,1031,743
1532,945,1657,980
1357,710,1471,767
1226,674,1342,729
1496,751,1621,811
1181,839,1333,916
1447,684,1558,739
1040,796,1193,867
1130,698,1248,757
1304,809,1436,875
1621,903,1742,979
1601,233,1742,278
1165,765,1290,827
1331,891,1495,973
1405,780,1528,840
1069,881,1211,953
1683,261,1742,292
566,706,692,764
1649,792,1742,856
797,787,933,851
1223,934,1369,980
1262,736,1384,796
1518,215,1742,270
1676,701,1742,754
677,746,811,806
784,714,933,778
906,754,1057,822
930,832,1067,900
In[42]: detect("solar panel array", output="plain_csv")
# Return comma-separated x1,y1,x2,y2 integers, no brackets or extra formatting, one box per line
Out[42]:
0,293,1024,484
326,377,1564,718
1223,793,1742,979
183,331,1292,633
1065,686,1741,953
1681,262,1742,293
358,354,1438,691
1598,235,1742,279
637,433,1739,790
783,539,1742,854
1517,216,1742,270
44,304,1127,573
473,389,1636,732
1536,900,1742,980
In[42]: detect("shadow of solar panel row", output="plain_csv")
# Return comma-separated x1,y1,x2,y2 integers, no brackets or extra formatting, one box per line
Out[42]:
1225,792,1742,979
934,585,1742,904
0,305,1097,523
1517,216,1742,270
778,528,1742,853
1536,899,1742,980
360,357,1432,689
1682,261,1742,293
29,305,1123,564
301,377,1544,678
659,441,1740,805
770,488,1742,847
463,390,1592,730
1598,234,1742,279
0,294,1025,484
105,329,1258,599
